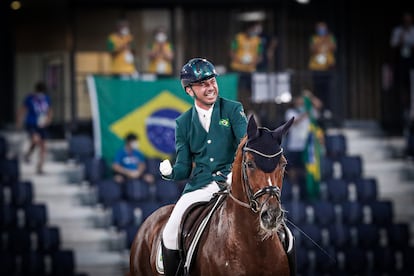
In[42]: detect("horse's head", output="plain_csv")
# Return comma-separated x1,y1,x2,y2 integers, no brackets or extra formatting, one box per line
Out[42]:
235,115,294,235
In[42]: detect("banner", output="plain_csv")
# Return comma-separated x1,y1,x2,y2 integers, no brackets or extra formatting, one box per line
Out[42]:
87,74,238,165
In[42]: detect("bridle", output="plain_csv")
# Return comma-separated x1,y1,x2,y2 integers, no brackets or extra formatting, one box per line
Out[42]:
228,141,283,213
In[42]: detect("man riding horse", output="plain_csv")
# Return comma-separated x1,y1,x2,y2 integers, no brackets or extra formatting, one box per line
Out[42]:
158,57,248,275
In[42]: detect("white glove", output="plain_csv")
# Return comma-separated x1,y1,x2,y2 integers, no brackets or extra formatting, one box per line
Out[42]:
159,159,173,176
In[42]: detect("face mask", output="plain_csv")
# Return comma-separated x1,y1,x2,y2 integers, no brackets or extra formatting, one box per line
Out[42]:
317,27,327,36
120,27,130,36
155,32,167,43
129,141,139,149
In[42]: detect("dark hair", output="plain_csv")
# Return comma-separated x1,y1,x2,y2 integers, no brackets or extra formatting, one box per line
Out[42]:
125,133,138,142
35,81,47,93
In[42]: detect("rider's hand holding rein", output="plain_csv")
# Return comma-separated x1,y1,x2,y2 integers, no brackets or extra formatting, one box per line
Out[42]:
160,159,173,176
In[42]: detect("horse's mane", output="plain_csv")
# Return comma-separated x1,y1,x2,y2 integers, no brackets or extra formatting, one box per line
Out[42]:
232,135,248,185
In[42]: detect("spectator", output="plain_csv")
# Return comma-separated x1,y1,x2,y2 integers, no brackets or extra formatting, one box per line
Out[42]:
16,81,53,174
390,12,414,126
107,18,138,79
284,90,322,187
147,27,174,77
230,20,264,102
308,21,337,115
112,133,154,184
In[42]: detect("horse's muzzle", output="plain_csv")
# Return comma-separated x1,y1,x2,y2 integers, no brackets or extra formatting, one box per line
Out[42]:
260,206,283,231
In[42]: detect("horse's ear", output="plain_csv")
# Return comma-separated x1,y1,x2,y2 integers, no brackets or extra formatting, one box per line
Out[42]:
272,117,295,143
247,114,259,140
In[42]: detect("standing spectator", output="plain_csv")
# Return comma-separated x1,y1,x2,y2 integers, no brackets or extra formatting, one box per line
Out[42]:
107,18,138,79
390,12,414,126
147,27,174,77
230,20,264,102
17,81,53,174
284,91,322,190
308,21,337,115
112,133,154,184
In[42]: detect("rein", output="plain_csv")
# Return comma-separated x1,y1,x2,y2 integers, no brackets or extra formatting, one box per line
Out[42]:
228,142,283,213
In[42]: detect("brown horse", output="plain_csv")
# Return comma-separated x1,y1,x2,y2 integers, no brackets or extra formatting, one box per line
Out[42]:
130,116,295,276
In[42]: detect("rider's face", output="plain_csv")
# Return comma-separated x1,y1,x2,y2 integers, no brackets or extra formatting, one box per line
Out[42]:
186,77,219,110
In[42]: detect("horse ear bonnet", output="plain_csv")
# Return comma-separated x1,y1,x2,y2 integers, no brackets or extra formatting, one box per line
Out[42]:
246,116,295,173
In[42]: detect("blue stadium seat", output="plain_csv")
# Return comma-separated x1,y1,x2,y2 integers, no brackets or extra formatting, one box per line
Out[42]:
283,201,308,225
37,226,61,253
369,200,393,226
281,178,293,202
325,178,349,203
342,248,369,274
68,134,94,163
21,251,46,276
356,224,380,249
325,134,347,161
9,228,32,254
24,203,48,230
339,155,362,182
11,180,33,207
51,250,75,276
328,223,352,249
97,179,122,208
320,155,334,181
145,158,162,179
386,223,410,249
340,201,363,225
0,135,7,159
372,247,397,274
295,246,309,274
83,157,108,185
125,223,140,250
0,158,19,186
312,200,336,226
111,200,134,230
0,204,17,230
402,246,414,273
135,200,162,222
313,246,337,274
0,252,16,276
299,223,323,249
354,177,378,203
155,179,180,205
124,179,151,202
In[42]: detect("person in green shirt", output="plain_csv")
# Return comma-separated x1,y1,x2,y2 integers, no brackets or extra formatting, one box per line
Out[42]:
159,57,248,275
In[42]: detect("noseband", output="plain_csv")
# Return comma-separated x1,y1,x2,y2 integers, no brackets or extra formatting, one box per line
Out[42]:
229,142,283,213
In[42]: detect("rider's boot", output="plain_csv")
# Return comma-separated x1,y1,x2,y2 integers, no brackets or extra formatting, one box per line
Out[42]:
162,240,182,276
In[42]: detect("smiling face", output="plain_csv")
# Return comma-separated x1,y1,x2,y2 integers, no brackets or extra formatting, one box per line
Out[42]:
185,77,219,110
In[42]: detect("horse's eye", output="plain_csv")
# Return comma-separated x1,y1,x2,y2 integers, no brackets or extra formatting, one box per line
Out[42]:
246,161,255,169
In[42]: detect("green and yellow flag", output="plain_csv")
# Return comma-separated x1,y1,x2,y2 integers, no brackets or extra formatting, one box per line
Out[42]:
302,95,323,200
87,74,238,165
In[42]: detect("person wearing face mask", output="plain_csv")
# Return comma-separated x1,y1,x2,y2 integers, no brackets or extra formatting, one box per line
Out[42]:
147,27,174,77
112,133,154,184
107,18,138,79
308,21,337,117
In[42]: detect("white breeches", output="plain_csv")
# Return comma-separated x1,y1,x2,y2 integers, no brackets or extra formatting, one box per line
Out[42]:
162,181,221,250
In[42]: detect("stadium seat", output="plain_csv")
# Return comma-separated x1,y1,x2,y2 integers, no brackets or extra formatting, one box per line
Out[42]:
342,248,369,274
111,200,134,230
145,158,162,179
299,223,323,249
0,252,16,276
155,179,180,205
372,247,397,273
9,228,32,254
83,157,108,185
0,135,7,159
328,223,352,249
0,204,18,230
369,200,393,226
312,200,336,226
339,155,362,182
295,246,309,274
37,226,61,253
0,158,19,186
11,180,33,207
135,200,161,222
356,224,380,249
402,246,414,273
21,251,46,276
68,134,94,163
283,201,308,225
24,203,48,230
354,177,378,203
125,223,140,250
320,155,334,181
325,178,349,203
386,223,410,249
51,250,75,276
340,201,363,225
281,178,293,202
324,134,347,161
96,179,122,208
313,246,337,274
124,179,151,203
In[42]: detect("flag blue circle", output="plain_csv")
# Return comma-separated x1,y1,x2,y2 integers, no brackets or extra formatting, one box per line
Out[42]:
146,109,181,154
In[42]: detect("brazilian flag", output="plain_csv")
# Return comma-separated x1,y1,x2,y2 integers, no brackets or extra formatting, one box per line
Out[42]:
87,74,238,166
302,95,323,201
